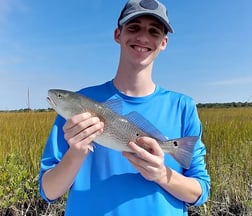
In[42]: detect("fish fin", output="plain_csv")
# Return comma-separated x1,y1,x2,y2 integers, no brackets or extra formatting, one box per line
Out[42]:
103,102,168,141
102,99,123,114
125,112,168,141
165,136,199,169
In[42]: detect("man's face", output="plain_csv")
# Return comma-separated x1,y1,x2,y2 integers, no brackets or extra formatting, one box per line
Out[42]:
115,15,168,67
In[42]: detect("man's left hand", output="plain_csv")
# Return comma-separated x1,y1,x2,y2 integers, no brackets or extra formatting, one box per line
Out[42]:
122,136,167,182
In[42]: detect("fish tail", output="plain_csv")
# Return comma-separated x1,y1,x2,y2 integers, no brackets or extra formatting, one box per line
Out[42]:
163,136,199,169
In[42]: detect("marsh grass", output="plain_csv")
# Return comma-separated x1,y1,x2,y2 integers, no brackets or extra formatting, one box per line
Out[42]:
0,108,251,215
196,108,252,215
0,112,55,173
0,111,58,214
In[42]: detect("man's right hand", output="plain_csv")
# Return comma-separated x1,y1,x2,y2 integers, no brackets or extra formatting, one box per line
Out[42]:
63,112,104,156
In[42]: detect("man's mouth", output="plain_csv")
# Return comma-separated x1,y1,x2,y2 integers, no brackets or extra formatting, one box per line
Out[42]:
131,45,151,52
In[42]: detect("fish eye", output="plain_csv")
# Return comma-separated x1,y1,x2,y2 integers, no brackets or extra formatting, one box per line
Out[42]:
57,93,63,99
136,133,139,136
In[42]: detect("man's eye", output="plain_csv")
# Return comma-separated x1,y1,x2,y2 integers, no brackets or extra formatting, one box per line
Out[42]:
150,29,161,36
127,26,139,32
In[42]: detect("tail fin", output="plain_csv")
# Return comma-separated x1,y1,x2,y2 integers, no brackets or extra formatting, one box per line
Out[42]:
164,136,199,169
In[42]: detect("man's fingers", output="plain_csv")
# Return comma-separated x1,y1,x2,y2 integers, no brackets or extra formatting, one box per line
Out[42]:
63,112,91,131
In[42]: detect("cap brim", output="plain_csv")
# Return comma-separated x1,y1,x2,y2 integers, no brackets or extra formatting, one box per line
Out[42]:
119,12,173,33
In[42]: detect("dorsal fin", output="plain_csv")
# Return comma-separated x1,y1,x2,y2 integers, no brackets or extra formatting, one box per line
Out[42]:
102,98,122,114
125,112,168,142
102,99,168,142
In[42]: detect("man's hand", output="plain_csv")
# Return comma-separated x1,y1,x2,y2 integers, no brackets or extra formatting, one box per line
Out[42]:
122,136,167,183
63,112,104,156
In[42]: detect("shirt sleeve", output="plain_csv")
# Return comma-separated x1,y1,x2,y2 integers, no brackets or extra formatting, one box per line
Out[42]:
38,115,69,203
182,98,211,206
185,138,211,206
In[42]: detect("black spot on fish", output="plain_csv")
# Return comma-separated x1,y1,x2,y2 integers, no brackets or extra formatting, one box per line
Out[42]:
173,141,178,147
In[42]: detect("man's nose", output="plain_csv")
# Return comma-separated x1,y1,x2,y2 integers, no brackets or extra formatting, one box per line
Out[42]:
136,29,150,43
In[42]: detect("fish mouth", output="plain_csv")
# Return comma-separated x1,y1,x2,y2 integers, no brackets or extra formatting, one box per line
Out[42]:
47,96,56,108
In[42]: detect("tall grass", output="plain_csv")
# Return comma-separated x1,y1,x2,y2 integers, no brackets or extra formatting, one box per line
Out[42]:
197,108,252,215
0,108,251,215
0,112,55,174
0,111,57,214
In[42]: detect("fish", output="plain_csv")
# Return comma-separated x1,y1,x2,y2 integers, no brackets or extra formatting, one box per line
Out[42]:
47,89,199,169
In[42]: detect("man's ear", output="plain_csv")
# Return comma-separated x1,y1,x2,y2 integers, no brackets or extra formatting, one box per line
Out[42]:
160,36,168,51
114,28,121,44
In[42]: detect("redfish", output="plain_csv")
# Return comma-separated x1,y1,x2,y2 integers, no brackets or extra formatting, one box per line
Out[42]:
47,89,199,169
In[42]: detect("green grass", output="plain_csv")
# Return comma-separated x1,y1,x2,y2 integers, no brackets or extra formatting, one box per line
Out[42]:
0,111,57,214
197,108,252,215
0,112,55,174
0,108,251,215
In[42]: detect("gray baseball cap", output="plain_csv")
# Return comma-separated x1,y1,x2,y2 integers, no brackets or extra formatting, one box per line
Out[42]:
118,0,173,34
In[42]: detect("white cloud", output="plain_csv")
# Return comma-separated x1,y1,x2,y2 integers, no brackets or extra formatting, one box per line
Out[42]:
208,76,252,86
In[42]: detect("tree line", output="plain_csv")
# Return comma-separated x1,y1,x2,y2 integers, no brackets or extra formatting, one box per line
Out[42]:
1,103,252,112
197,102,252,108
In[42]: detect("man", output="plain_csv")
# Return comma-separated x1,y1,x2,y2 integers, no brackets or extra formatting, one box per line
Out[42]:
39,0,210,215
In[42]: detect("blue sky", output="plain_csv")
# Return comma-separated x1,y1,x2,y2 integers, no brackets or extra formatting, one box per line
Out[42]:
0,0,252,110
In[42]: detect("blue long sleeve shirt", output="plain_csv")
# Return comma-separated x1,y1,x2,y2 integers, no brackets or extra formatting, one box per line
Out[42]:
39,80,210,216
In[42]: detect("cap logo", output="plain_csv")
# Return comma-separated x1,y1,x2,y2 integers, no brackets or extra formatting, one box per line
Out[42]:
140,0,158,10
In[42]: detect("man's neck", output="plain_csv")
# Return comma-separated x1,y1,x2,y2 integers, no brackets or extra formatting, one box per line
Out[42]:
113,62,156,97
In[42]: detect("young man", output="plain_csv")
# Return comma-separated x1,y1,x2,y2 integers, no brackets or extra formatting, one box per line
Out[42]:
39,0,210,215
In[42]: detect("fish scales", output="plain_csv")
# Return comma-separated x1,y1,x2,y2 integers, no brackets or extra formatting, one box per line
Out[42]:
81,97,148,152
